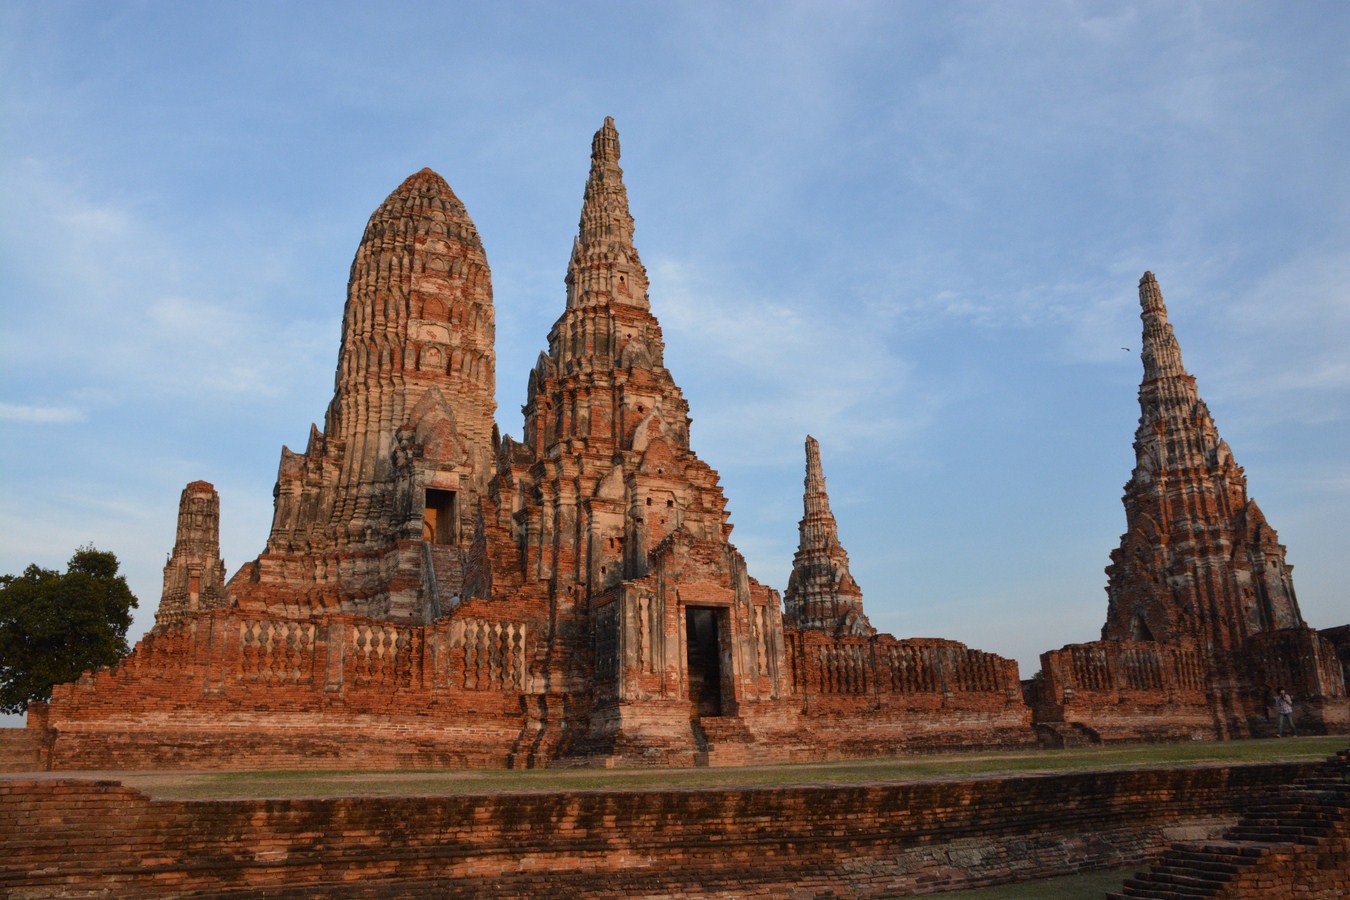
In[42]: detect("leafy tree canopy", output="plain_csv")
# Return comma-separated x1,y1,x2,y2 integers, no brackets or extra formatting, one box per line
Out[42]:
0,546,138,714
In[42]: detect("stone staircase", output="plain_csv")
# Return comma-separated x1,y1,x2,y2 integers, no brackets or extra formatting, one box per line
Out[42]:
1109,747,1350,898
693,716,756,767
421,542,465,617
0,728,47,772
1034,721,1101,749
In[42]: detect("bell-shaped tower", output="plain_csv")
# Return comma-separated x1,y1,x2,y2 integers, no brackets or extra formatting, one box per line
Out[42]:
229,168,497,622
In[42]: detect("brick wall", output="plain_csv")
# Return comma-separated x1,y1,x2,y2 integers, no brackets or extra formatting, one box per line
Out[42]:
1033,640,1217,742
45,609,535,770
43,609,1038,770
1113,750,1350,898
1032,634,1350,743
0,762,1312,898
782,631,1034,755
0,704,51,773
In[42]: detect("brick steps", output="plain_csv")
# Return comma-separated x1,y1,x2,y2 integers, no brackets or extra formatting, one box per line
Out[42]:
693,716,757,767
1109,749,1350,898
1034,721,1101,749
0,728,46,772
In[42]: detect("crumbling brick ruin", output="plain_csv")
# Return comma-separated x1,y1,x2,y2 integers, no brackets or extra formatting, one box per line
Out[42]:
1111,747,1350,898
1,762,1319,897
154,481,228,631
29,120,1346,771
1031,273,1348,743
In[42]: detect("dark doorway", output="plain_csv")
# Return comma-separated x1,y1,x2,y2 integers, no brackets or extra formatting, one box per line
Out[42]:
685,607,723,717
423,488,457,545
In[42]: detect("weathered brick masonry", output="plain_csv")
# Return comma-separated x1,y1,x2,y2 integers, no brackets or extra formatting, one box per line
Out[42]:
26,121,1348,771
1036,273,1347,743
36,117,1033,770
0,763,1315,898
1113,749,1350,898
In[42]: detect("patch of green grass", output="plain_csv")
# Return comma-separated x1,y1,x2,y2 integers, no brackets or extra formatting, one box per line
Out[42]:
106,734,1347,801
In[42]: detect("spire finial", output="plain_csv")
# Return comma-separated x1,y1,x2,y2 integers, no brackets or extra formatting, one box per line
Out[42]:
1138,270,1185,380
804,434,823,489
566,116,649,311
591,116,620,167
1139,270,1167,318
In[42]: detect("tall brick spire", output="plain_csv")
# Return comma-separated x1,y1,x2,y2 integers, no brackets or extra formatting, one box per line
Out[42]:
1103,272,1303,650
467,117,790,750
784,436,872,636
230,167,497,622
510,115,730,575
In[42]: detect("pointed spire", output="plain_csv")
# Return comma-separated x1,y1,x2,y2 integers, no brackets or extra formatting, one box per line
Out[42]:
1104,271,1305,649
785,436,872,636
801,435,835,540
591,115,620,166
1138,271,1187,382
567,116,649,310
578,116,634,250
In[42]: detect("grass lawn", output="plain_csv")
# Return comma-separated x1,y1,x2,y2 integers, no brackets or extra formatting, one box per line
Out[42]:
50,733,1345,800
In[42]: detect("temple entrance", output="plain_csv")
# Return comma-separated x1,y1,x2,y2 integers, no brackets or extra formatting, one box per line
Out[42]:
685,607,723,717
423,488,457,544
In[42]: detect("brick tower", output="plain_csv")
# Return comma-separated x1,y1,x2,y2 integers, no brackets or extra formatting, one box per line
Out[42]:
1031,272,1346,742
1103,272,1303,646
784,436,873,636
1103,271,1312,734
229,168,497,623
155,480,228,631
468,117,792,759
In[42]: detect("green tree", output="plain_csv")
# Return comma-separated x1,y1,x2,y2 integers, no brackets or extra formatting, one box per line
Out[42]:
0,546,138,714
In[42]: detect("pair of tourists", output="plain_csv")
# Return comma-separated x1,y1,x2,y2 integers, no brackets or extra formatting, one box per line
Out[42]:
1274,688,1297,737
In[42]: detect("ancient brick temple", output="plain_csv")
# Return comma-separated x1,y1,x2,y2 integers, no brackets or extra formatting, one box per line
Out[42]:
38,118,1029,769
1032,273,1347,742
29,122,1344,771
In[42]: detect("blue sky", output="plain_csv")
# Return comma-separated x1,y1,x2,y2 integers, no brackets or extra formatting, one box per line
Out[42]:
2,2,1347,703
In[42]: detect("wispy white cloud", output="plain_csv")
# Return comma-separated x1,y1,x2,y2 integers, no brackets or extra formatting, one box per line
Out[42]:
0,402,85,423
0,157,335,412
1195,245,1350,428
652,256,937,467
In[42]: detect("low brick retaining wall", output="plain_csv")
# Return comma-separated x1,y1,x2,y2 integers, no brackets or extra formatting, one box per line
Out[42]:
0,762,1314,898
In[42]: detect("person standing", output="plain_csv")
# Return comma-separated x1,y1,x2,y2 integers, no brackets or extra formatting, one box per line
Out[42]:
1275,688,1297,737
